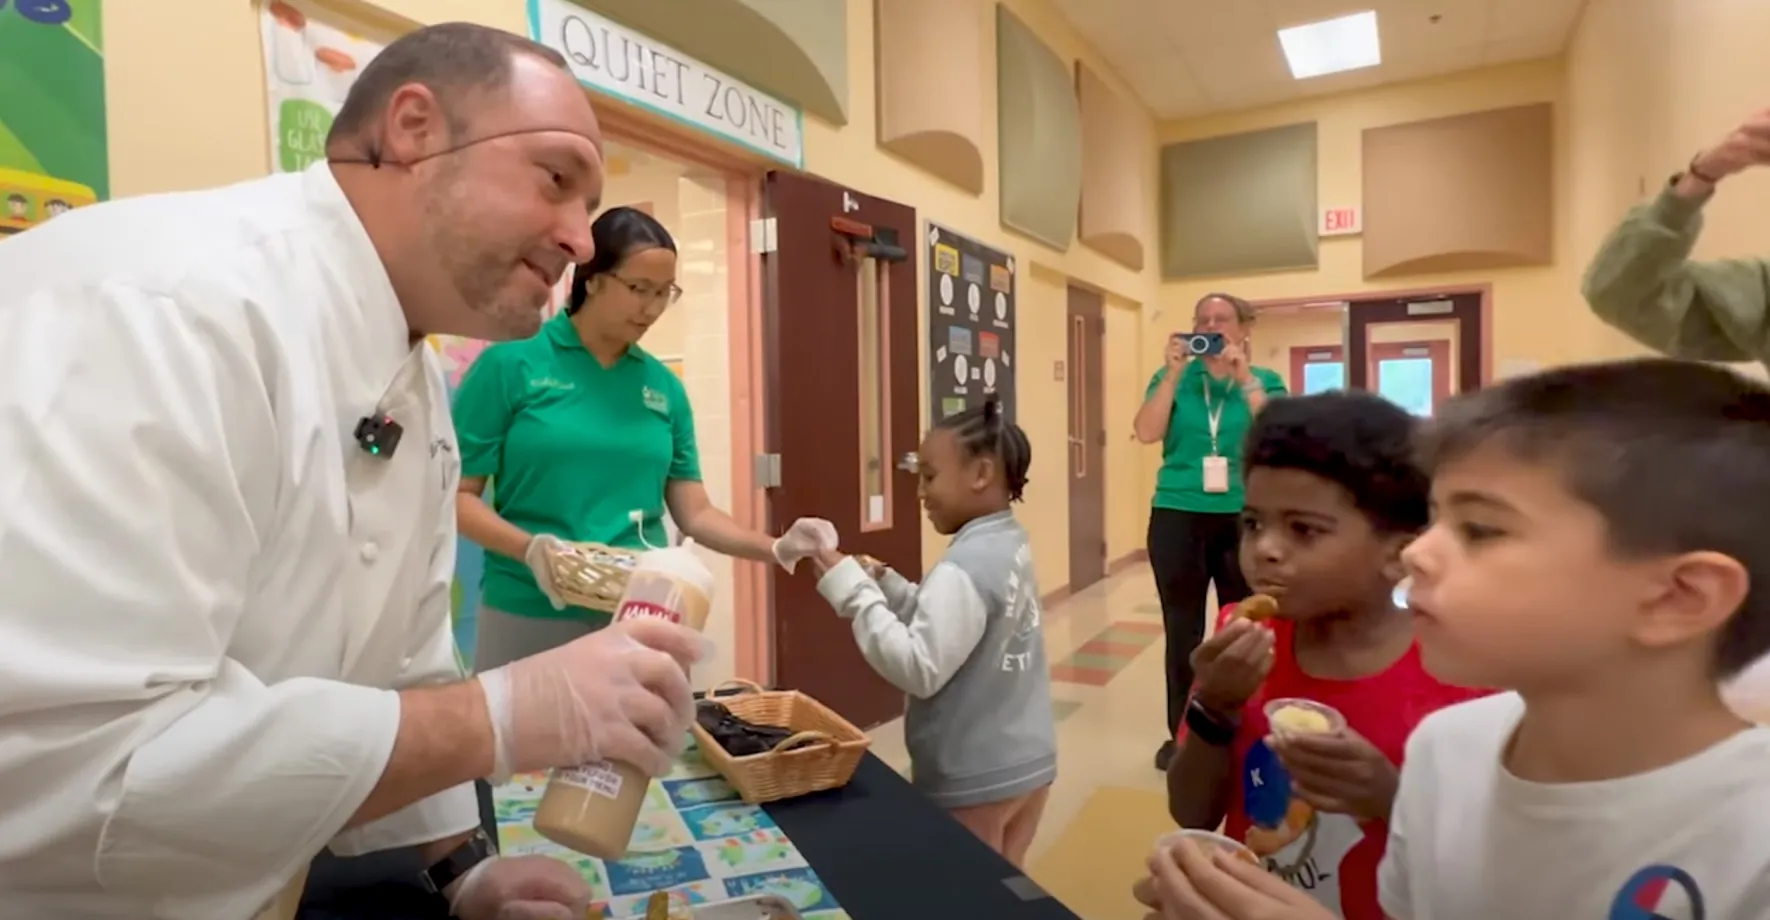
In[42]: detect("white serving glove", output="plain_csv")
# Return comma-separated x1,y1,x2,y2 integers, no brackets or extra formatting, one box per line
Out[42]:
523,534,570,610
772,517,839,573
475,618,704,782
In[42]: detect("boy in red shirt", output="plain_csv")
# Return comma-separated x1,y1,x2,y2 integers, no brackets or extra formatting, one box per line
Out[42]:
1159,391,1486,920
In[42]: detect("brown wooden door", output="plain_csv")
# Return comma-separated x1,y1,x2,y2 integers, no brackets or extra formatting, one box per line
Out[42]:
1346,294,1483,394
761,170,921,729
1066,286,1106,593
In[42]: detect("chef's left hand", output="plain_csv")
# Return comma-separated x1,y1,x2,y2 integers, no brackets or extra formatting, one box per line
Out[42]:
1132,839,1332,920
1270,727,1399,822
773,517,840,573
448,855,592,920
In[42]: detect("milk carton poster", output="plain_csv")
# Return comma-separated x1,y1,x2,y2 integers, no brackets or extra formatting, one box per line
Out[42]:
259,0,389,173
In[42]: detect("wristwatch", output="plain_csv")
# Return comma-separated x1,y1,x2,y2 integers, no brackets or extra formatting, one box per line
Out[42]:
1184,697,1240,747
420,829,498,896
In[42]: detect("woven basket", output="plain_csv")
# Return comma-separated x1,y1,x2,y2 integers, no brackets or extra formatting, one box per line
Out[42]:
690,679,871,805
547,541,639,613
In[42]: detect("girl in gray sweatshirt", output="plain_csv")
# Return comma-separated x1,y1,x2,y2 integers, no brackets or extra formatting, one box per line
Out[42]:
814,399,1058,867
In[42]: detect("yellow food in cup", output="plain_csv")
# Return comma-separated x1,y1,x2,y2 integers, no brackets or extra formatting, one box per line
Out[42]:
1270,704,1332,734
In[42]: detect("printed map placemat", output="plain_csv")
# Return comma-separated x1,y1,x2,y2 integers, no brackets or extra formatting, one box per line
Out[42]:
494,738,852,920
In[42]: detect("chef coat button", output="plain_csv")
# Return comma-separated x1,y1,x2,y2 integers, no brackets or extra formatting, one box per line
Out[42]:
360,542,380,563
400,655,414,670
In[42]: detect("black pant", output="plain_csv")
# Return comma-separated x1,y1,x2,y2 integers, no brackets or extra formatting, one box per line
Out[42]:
296,780,500,920
1148,508,1250,737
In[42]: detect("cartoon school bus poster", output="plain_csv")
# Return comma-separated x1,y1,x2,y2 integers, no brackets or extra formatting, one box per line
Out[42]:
0,0,107,236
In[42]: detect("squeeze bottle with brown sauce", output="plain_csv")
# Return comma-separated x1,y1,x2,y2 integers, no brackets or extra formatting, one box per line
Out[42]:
532,540,715,858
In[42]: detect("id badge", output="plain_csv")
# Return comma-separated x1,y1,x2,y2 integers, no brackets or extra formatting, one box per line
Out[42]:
1202,455,1230,493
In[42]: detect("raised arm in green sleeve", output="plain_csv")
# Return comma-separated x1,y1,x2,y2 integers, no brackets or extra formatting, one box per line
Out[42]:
1580,185,1770,364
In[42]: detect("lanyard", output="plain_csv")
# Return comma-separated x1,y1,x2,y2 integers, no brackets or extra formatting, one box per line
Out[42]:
1202,376,1229,455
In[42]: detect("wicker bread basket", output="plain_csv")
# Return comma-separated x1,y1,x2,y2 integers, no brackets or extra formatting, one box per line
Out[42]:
546,541,640,613
690,679,871,804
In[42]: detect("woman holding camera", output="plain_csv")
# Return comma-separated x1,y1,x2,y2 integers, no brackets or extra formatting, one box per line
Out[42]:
1132,292,1285,772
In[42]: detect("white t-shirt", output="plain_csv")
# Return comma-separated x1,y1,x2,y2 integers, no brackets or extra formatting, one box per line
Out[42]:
1722,652,1770,723
1379,692,1770,920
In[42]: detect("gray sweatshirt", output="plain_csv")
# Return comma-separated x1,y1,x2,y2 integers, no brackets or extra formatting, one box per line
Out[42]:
817,511,1057,808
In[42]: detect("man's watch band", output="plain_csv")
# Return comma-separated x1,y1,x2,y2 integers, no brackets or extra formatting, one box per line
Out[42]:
421,829,499,896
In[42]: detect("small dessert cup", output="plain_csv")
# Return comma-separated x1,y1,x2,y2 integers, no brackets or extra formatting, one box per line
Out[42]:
1262,698,1346,741
1155,828,1260,865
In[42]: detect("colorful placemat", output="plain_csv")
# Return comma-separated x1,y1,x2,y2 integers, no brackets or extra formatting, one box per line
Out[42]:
494,738,852,920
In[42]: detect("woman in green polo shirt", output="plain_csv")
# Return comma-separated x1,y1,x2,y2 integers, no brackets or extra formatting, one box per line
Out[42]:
454,207,831,669
1132,292,1286,771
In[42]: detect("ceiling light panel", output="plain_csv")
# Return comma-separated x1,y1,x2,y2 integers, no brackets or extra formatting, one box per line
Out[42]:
1278,10,1381,80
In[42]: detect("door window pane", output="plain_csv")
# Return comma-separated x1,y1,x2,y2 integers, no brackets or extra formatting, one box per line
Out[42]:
1377,357,1435,416
857,257,890,529
1301,361,1345,395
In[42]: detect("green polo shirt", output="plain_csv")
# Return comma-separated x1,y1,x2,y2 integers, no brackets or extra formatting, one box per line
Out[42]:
1148,361,1287,514
453,313,701,622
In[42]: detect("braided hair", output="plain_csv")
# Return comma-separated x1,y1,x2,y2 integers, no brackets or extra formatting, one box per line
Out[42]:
934,398,1032,502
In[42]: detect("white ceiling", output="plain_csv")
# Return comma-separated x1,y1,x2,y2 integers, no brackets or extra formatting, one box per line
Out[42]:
1049,0,1587,119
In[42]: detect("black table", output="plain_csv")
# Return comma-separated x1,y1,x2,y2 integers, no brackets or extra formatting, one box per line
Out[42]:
764,754,1078,919
300,755,1078,919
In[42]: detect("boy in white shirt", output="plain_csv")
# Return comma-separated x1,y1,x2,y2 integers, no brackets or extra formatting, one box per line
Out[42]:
1136,358,1770,920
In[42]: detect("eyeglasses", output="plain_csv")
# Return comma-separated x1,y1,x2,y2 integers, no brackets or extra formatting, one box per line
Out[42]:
609,275,682,305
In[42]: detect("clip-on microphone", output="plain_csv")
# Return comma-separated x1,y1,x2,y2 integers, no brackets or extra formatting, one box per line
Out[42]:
354,414,403,458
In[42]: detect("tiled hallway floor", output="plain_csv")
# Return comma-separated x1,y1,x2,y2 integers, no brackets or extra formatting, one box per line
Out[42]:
864,564,1186,920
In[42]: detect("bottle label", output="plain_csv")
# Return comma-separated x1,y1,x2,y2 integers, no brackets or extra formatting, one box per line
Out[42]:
615,598,682,624
554,760,624,799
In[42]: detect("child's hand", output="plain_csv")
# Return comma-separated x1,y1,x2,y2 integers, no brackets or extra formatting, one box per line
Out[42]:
810,546,846,578
1188,619,1275,714
1270,727,1399,822
1133,839,1333,920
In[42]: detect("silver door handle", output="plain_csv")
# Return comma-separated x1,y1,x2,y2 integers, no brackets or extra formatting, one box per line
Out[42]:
896,452,919,474
1068,436,1083,445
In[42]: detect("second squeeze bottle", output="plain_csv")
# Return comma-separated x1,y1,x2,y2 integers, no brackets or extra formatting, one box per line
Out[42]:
531,540,715,858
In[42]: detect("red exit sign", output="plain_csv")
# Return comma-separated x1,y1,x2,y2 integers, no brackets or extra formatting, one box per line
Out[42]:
1320,206,1362,237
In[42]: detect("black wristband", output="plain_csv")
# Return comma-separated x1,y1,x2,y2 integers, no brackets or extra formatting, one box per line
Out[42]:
421,829,498,898
1686,153,1721,185
1184,697,1240,747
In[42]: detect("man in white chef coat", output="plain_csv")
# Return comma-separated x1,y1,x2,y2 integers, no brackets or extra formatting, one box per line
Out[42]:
0,22,704,920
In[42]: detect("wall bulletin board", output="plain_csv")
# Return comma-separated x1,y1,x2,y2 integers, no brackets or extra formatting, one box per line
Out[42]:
925,222,1017,425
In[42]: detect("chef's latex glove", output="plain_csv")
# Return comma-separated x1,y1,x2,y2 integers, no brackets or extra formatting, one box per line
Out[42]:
772,517,839,574
522,534,569,610
449,855,591,920
476,617,703,782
